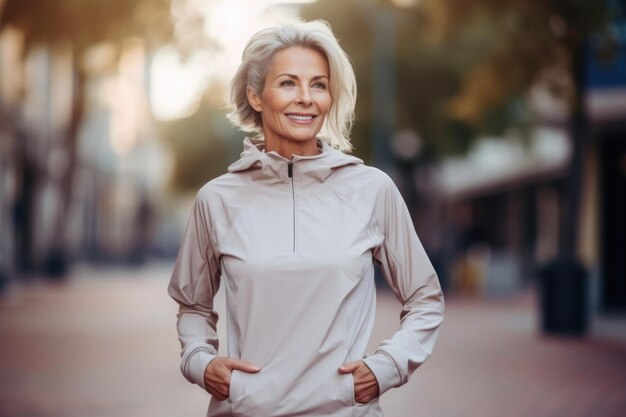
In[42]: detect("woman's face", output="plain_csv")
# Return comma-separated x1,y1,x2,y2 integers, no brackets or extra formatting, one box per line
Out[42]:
247,46,332,147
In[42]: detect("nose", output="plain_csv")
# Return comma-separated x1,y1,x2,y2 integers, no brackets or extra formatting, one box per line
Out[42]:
296,86,313,105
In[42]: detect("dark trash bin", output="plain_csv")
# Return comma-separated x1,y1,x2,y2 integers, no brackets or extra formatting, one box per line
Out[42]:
44,249,69,281
540,257,588,336
0,269,9,296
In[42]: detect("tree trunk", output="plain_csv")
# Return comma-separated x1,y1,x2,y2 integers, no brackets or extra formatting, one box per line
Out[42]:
539,39,589,336
561,41,587,259
45,53,85,278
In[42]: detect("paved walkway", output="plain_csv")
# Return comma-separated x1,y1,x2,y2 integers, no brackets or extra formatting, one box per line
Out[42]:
0,263,625,417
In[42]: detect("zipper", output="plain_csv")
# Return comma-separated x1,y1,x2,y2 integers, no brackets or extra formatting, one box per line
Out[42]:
287,161,295,252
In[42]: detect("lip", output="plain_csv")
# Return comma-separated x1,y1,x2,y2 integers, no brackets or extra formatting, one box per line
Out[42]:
285,113,317,124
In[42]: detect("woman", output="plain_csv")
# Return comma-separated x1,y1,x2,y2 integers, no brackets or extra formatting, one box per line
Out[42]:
168,20,444,417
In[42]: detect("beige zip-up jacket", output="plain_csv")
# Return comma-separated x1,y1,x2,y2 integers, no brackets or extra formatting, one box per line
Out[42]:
168,137,444,417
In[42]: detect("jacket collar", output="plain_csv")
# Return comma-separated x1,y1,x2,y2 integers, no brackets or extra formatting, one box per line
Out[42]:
228,137,363,183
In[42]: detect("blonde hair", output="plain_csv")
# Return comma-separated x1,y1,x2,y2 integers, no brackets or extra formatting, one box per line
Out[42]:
226,20,357,152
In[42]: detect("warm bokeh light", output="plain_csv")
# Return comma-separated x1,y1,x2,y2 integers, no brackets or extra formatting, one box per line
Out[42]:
149,0,312,121
149,45,211,121
390,0,422,8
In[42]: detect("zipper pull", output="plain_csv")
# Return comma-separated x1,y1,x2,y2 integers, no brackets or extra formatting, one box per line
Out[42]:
287,161,293,178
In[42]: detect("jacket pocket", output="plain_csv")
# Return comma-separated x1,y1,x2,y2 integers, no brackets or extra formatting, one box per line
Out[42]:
227,369,241,404
342,372,357,406
229,367,355,415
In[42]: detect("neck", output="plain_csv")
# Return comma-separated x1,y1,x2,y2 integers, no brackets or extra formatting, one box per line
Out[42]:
264,136,319,160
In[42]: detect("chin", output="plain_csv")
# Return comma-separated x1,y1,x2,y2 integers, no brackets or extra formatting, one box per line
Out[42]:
286,131,320,142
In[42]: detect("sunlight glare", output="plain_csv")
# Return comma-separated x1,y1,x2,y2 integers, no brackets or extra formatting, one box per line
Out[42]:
150,45,211,121
204,0,298,83
149,0,313,121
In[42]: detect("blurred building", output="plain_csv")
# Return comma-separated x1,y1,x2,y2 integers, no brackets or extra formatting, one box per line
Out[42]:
586,28,626,312
0,25,172,281
431,26,626,316
434,127,570,297
0,26,20,285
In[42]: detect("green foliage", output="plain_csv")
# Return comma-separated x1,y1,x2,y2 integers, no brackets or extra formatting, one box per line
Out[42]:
301,0,611,161
0,0,172,51
302,0,375,159
158,103,241,191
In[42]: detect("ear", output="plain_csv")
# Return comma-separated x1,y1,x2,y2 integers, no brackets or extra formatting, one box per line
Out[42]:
247,87,262,112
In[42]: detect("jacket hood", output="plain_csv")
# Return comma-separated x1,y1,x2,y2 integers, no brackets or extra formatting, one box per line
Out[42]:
227,137,363,183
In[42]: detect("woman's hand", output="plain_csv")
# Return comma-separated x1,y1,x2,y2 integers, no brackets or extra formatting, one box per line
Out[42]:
338,360,380,404
203,357,260,401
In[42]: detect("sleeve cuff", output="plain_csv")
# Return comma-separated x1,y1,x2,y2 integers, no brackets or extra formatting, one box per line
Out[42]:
362,351,403,396
185,350,217,391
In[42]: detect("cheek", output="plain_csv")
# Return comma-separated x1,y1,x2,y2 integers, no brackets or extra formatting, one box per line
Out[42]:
320,95,333,114
277,99,298,116
318,93,332,115
262,90,292,113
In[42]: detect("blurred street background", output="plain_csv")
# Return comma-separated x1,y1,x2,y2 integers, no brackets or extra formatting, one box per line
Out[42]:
1,264,625,417
1,0,625,416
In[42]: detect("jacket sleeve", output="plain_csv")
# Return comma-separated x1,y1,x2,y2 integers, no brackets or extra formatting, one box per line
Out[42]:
362,176,445,396
167,194,221,392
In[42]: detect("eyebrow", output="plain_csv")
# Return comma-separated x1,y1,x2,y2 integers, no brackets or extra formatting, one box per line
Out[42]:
274,73,329,81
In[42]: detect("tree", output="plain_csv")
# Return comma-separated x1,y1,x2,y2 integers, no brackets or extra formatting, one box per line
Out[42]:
415,0,612,261
0,0,173,275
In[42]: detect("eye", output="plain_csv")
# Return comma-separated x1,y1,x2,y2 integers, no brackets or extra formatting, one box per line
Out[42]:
279,79,295,87
312,81,328,90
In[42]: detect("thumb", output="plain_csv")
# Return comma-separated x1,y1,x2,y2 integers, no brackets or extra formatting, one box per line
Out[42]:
338,360,361,374
227,358,261,373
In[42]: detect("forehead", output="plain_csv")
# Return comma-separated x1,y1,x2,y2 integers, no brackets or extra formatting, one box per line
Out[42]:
267,46,329,77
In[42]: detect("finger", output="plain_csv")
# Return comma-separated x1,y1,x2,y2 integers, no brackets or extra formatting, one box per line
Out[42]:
353,362,374,379
227,358,261,373
212,391,228,402
355,379,379,403
352,363,379,404
338,360,362,374
205,359,231,385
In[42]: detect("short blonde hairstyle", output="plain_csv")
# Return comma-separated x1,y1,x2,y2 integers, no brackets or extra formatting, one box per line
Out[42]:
226,20,357,152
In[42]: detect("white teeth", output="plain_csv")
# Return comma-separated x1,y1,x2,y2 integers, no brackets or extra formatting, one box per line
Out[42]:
287,114,313,121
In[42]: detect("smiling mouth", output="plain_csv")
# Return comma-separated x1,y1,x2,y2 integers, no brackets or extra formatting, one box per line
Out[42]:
286,114,316,122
